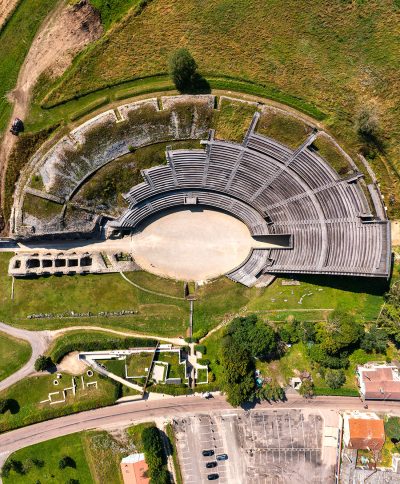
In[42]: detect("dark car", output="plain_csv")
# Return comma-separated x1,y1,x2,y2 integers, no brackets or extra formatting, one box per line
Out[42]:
206,461,217,469
202,450,215,457
216,454,228,461
207,474,219,481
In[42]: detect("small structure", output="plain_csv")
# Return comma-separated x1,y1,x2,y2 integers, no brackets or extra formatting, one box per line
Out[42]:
120,453,149,484
10,118,24,135
343,412,385,451
357,364,400,401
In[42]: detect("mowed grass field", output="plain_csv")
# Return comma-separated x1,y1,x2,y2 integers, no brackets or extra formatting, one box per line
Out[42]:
2,433,93,484
33,0,400,216
0,252,389,337
0,332,31,382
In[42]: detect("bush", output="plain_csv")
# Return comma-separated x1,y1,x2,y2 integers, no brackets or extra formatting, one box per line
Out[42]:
197,358,210,366
385,417,400,442
314,387,359,397
299,379,314,398
34,355,53,372
194,345,206,355
0,399,8,414
324,369,346,389
58,456,76,470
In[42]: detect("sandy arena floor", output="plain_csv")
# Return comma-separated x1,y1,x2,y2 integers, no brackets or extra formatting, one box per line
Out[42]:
131,208,273,281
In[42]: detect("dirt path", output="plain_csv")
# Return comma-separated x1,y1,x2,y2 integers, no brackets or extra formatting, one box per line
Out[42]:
0,0,19,28
0,0,102,219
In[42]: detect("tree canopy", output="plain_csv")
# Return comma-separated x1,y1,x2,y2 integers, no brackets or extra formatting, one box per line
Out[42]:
168,48,198,92
226,314,277,359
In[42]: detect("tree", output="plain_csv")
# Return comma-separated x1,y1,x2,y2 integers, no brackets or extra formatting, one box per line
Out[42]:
385,417,400,443
169,48,197,92
319,311,363,355
361,326,388,353
219,336,255,407
34,355,53,372
0,399,8,414
227,314,277,358
355,105,380,140
324,369,346,389
299,379,314,398
58,456,76,470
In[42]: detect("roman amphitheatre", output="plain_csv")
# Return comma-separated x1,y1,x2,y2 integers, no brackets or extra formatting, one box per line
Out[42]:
6,94,391,287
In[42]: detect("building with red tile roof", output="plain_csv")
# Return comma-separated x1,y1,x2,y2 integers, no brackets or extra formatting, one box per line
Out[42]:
343,412,385,451
120,453,149,484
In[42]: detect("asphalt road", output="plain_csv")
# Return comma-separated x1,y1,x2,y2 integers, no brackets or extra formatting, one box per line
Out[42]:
1,393,400,466
0,322,51,392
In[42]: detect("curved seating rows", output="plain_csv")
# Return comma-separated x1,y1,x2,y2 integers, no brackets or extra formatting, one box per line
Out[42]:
114,131,390,285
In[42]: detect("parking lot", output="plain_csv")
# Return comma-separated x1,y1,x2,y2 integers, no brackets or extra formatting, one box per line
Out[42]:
174,410,334,484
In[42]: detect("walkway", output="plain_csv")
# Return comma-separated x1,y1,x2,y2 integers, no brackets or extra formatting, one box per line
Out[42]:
0,321,185,392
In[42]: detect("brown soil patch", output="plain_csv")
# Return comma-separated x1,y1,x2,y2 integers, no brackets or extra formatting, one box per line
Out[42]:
57,351,88,375
0,0,102,225
0,0,19,28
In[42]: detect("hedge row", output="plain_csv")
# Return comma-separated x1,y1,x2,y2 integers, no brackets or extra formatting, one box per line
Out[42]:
314,387,359,397
50,336,157,362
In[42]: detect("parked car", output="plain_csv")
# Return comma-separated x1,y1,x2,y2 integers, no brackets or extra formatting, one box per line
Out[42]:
216,454,228,461
202,450,214,457
207,474,219,480
206,461,217,468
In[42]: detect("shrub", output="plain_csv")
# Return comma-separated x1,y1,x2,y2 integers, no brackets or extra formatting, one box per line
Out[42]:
385,417,400,442
34,355,53,372
58,456,76,470
194,345,206,355
0,399,8,414
324,369,346,389
299,379,314,398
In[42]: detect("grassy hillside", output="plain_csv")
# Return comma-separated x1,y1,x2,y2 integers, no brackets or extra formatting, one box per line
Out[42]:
34,0,400,215
0,0,57,134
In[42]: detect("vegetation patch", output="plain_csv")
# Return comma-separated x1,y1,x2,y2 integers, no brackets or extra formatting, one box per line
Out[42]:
0,0,57,133
2,433,93,483
0,332,31,382
48,331,157,363
213,98,257,142
3,125,58,225
0,371,117,433
74,140,200,213
311,135,353,176
22,193,62,220
256,109,312,149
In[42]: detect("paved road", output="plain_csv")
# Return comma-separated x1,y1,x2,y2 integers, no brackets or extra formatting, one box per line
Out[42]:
0,322,51,392
1,393,400,466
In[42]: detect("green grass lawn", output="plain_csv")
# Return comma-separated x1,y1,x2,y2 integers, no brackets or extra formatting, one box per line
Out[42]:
126,352,153,378
100,358,126,378
156,351,186,380
2,433,94,483
0,332,31,382
0,252,389,340
0,371,117,433
23,193,63,219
